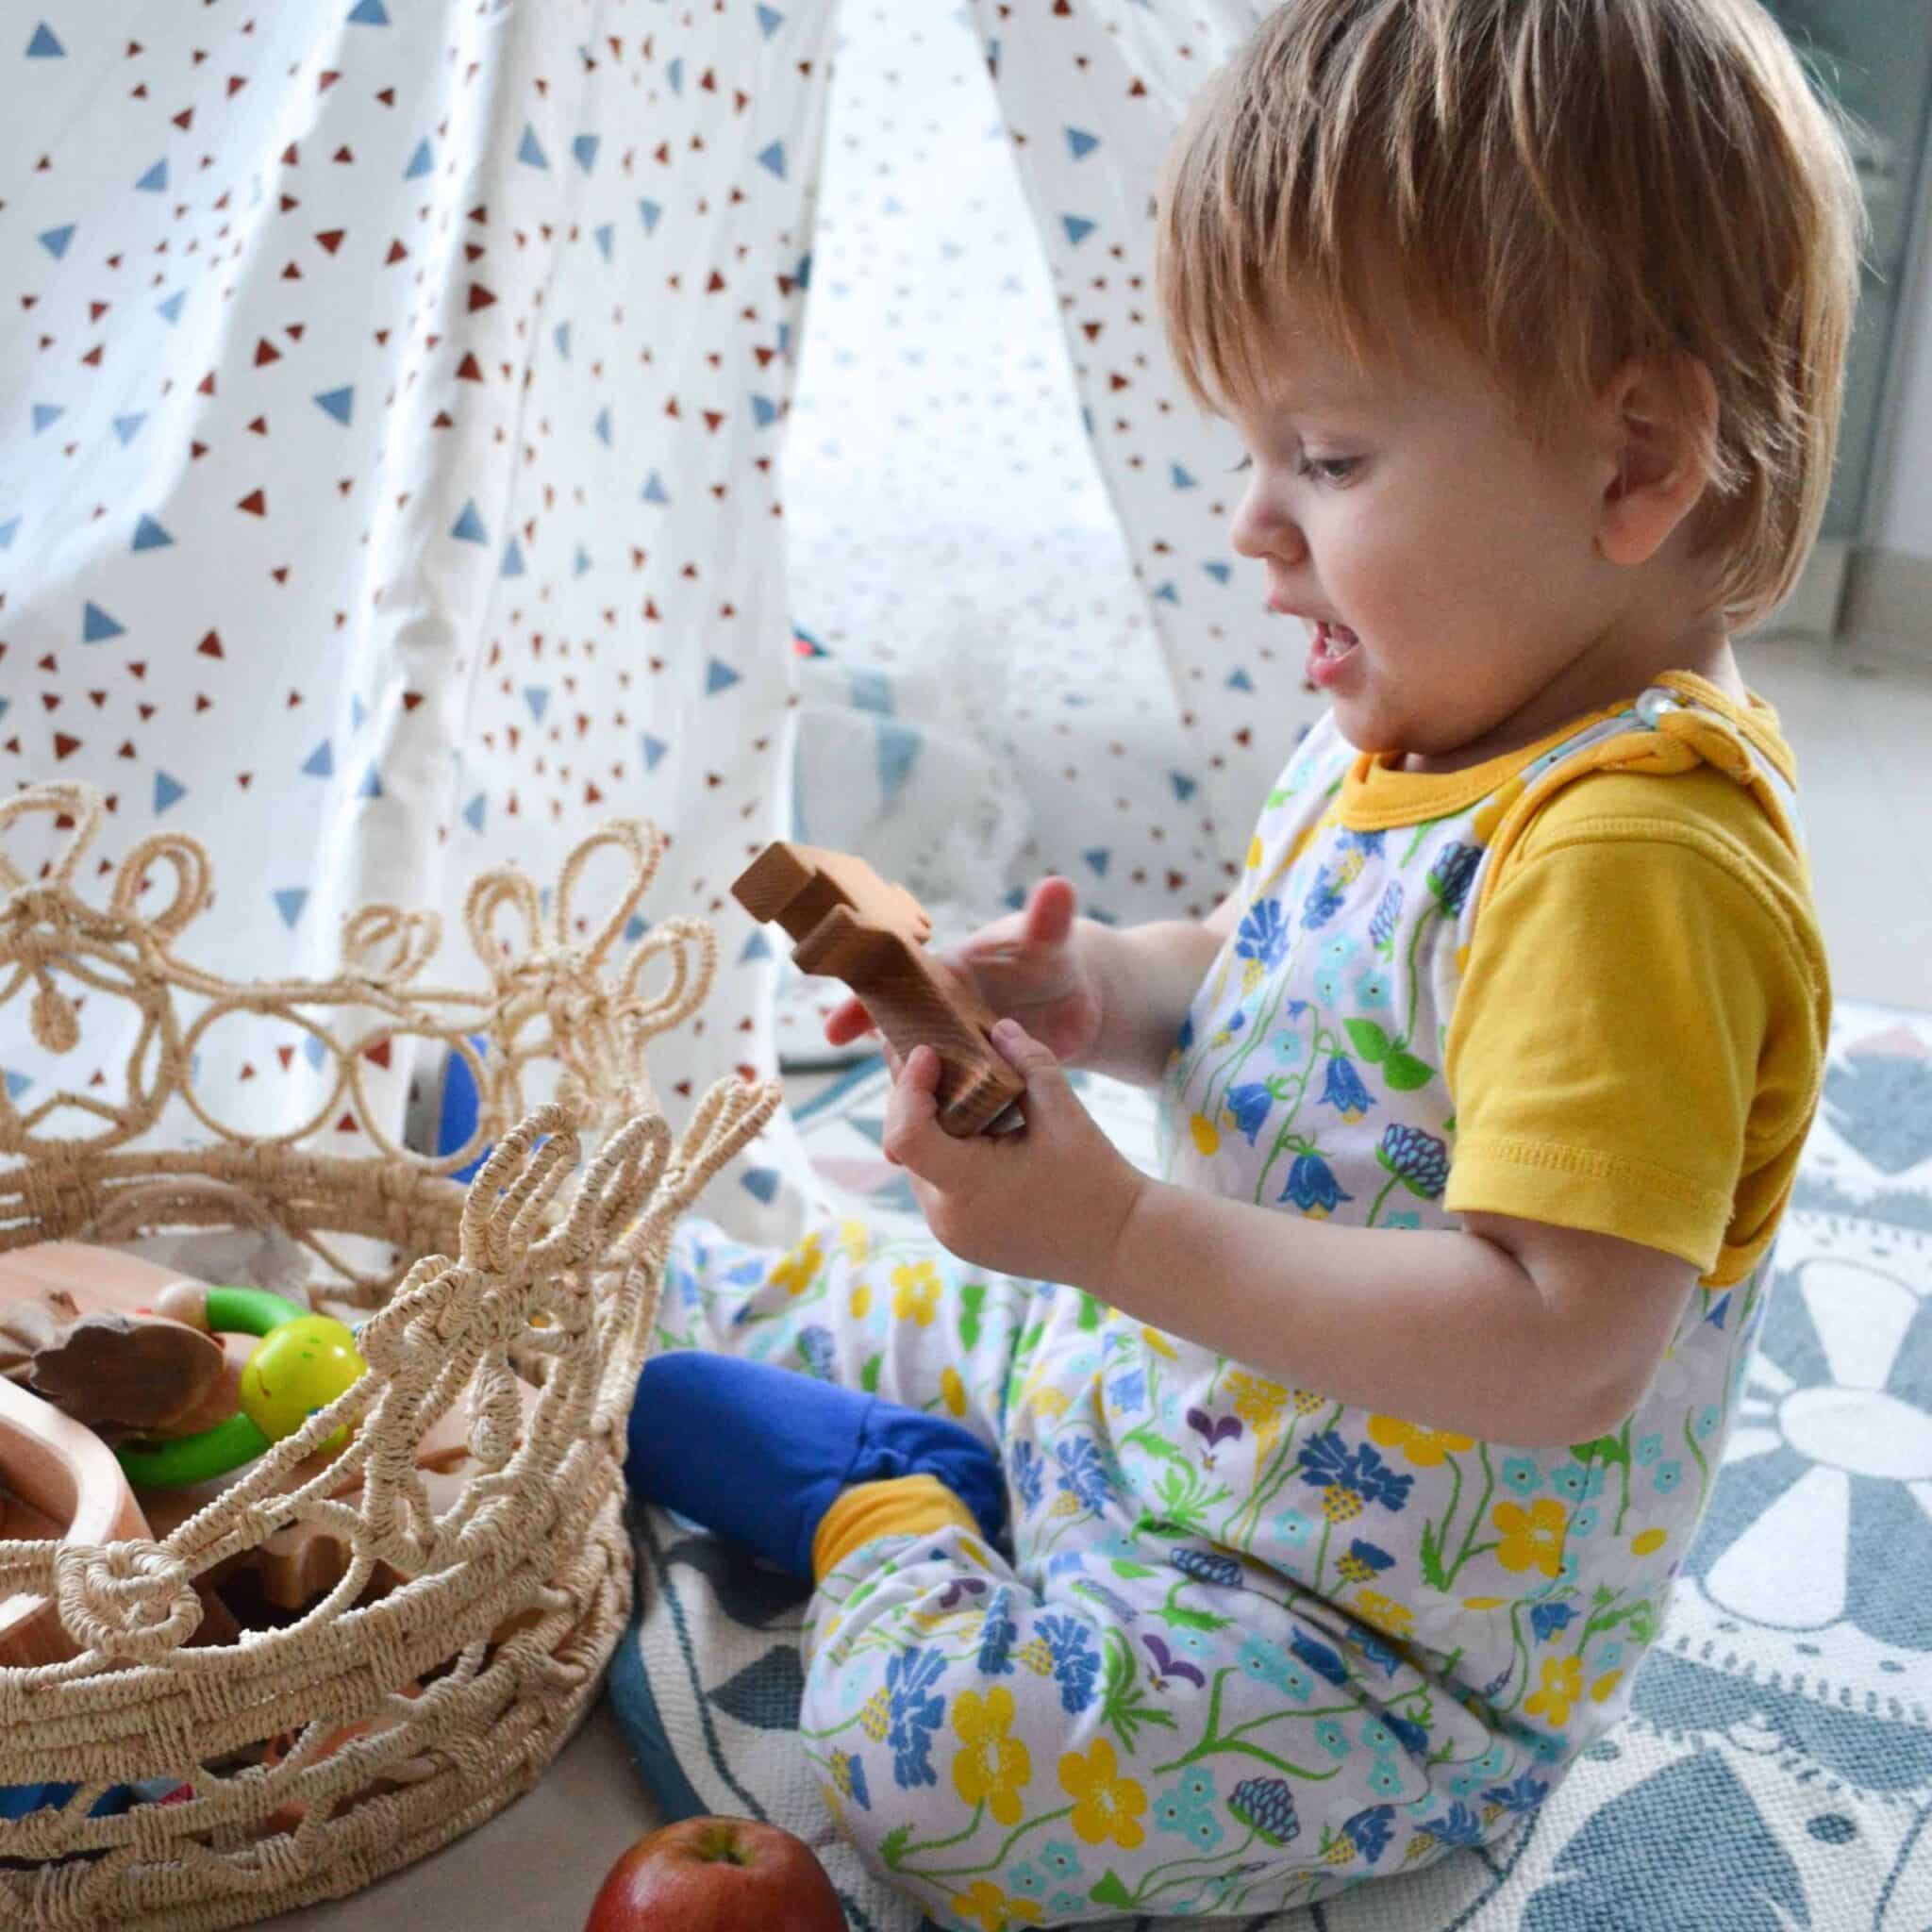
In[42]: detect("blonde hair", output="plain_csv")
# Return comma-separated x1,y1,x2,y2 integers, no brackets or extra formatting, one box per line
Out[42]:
1156,0,1865,625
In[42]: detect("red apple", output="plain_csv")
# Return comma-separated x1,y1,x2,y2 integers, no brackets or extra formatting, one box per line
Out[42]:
584,1815,848,1932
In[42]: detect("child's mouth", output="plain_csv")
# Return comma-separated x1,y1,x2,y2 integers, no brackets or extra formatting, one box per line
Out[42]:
1307,621,1361,689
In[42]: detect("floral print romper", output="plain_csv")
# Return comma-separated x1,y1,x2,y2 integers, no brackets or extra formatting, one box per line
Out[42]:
655,683,1798,1928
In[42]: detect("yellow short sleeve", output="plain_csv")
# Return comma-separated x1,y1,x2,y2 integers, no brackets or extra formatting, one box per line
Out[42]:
1443,777,1827,1284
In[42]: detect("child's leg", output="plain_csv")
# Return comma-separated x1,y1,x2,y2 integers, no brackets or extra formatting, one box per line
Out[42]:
797,1514,1381,1926
652,1210,1039,1439
628,1211,1046,1575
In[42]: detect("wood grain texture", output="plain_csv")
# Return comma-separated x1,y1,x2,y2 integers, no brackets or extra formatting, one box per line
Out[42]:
0,1376,151,1665
732,841,1025,1137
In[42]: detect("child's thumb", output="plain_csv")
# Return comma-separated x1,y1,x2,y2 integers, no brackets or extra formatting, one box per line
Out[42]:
989,1018,1079,1127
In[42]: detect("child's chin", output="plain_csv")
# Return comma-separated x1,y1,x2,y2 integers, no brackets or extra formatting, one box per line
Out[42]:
1325,694,1401,757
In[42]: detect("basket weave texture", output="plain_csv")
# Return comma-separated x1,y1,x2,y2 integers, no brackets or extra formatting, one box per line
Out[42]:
0,781,780,1929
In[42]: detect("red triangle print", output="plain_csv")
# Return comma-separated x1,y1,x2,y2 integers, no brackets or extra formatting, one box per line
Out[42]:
237,489,267,516
254,338,281,365
197,630,224,658
467,283,496,311
456,352,483,381
316,228,344,253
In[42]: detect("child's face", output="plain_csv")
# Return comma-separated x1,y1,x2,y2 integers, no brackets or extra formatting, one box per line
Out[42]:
1224,309,1632,766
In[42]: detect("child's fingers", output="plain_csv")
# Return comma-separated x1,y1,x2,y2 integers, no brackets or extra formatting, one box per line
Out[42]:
882,1044,942,1168
823,996,876,1045
1023,876,1078,949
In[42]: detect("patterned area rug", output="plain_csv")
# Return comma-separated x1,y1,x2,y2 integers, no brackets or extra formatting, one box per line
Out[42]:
610,998,1932,1930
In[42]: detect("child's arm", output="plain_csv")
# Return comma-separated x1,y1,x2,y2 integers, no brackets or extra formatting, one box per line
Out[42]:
1069,893,1236,1087
1097,1181,1695,1448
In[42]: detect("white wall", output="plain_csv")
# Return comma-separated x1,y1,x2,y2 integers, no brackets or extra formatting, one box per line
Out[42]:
1872,186,1932,559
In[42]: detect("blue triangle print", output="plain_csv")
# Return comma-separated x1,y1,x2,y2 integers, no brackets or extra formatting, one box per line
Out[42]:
135,159,168,193
4,1071,34,1103
751,394,779,429
0,518,17,551
1170,462,1197,490
667,58,684,94
639,199,663,235
302,740,334,777
876,719,921,800
1065,126,1100,160
154,772,186,814
573,134,600,173
500,538,525,577
404,138,433,179
1170,772,1198,803
516,125,549,170
641,734,668,772
1202,560,1233,584
554,322,572,359
302,1034,328,1071
1153,580,1179,604
347,0,390,21
157,291,186,325
524,687,550,722
351,691,369,732
462,792,487,831
625,914,649,943
641,471,670,505
450,500,489,544
113,412,146,445
573,544,591,576
705,658,742,696
357,764,382,800
38,224,75,258
132,514,174,553
31,404,63,435
592,406,612,445
1226,667,1254,691
593,222,613,261
848,669,891,716
25,22,64,57
1062,214,1096,246
1083,848,1110,876
274,888,309,929
739,930,774,963
314,386,354,425
741,1167,780,1206
757,141,787,180
756,5,784,37
81,602,124,643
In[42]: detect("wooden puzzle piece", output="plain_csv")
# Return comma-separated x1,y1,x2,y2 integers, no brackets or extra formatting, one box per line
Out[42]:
732,841,1025,1137
0,1376,152,1666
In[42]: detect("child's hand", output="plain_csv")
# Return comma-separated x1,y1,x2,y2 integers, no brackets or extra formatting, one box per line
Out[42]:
880,1017,1145,1288
824,877,1104,1066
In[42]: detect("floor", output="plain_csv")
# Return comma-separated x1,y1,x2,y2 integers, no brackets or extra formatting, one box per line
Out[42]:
272,633,1932,1931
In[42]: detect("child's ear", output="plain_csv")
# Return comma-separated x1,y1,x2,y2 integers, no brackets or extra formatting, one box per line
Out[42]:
1592,357,1719,570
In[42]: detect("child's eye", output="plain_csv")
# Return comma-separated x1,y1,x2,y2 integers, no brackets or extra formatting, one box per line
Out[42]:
1227,454,1254,475
1297,454,1360,486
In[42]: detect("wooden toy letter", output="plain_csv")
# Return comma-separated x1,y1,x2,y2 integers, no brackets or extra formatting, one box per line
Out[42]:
731,842,1024,1137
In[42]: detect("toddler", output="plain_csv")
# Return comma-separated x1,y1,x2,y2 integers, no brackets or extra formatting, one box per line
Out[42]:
626,0,1857,1922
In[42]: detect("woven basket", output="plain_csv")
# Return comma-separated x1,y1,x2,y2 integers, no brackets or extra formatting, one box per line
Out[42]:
0,782,780,1929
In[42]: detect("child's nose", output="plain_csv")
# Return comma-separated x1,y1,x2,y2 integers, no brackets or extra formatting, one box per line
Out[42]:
1230,488,1307,566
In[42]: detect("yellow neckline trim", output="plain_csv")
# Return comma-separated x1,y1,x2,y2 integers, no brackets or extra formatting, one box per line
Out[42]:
1337,676,1789,830
1657,671,1794,785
